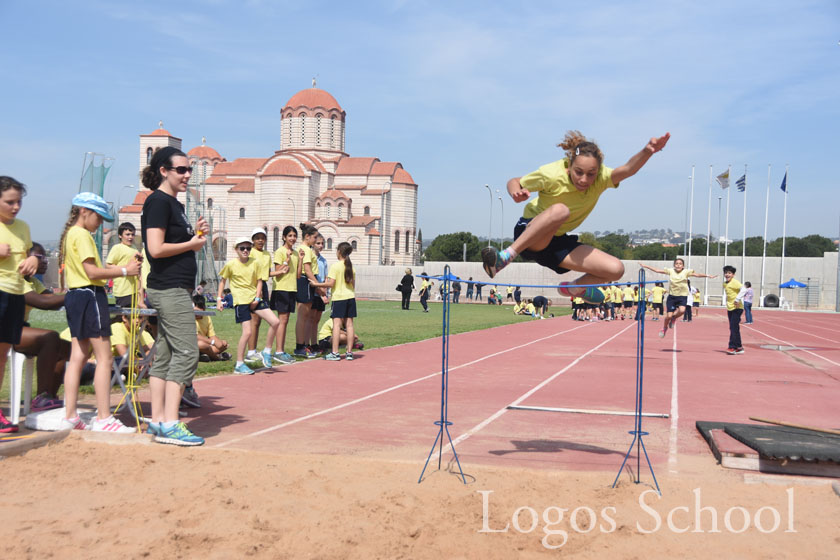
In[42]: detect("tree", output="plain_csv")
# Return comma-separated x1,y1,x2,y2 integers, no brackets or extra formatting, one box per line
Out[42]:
598,233,631,259
423,232,484,262
632,244,680,261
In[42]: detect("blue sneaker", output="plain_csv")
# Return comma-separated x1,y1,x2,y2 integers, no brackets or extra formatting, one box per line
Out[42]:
481,247,509,278
324,352,341,361
147,422,162,436
558,283,604,305
234,363,255,375
260,351,273,368
273,352,295,364
154,422,205,446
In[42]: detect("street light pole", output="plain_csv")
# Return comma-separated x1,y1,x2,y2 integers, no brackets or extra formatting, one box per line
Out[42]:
484,184,492,247
117,184,136,215
497,192,504,249
717,196,722,257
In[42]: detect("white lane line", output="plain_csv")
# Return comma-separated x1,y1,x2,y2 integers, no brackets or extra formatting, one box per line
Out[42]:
745,325,840,369
752,320,840,345
213,322,596,448
761,317,840,335
668,325,680,474
438,323,636,456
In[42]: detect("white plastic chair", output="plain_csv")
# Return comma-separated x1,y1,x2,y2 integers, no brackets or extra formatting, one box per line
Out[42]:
7,348,35,425
779,296,794,310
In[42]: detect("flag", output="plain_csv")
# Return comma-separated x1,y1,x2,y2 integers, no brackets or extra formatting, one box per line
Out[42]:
716,170,730,189
736,174,746,192
780,171,787,192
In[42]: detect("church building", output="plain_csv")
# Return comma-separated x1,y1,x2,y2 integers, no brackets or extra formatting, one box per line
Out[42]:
118,85,419,266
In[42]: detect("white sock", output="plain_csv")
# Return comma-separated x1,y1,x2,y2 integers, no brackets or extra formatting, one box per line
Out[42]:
236,361,244,367
263,347,272,354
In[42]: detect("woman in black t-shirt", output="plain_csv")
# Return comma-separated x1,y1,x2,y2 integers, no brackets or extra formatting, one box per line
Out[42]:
141,147,208,446
399,268,414,310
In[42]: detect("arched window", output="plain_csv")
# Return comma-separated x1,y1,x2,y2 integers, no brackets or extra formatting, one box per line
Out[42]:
364,206,370,216
239,208,245,219
351,240,357,250
316,114,322,145
273,227,280,251
202,161,207,178
325,202,331,219
337,203,344,219
207,198,213,209
327,238,333,250
300,113,306,144
330,116,336,147
395,230,400,253
146,147,153,163
405,231,411,253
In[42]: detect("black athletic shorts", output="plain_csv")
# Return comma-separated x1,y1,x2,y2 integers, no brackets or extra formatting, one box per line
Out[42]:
65,286,111,339
0,290,25,345
513,217,583,275
270,290,296,314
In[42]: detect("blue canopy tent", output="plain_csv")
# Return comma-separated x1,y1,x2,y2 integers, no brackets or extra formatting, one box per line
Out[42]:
779,278,807,289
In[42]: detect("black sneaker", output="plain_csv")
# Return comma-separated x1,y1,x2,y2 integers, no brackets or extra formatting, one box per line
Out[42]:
181,385,201,408
198,354,211,362
481,247,507,278
219,351,232,361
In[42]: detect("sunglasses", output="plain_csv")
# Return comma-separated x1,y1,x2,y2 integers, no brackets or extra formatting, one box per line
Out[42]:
237,246,252,252
167,166,192,175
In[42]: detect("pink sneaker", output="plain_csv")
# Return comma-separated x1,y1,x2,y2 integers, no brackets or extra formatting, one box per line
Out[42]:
59,415,89,431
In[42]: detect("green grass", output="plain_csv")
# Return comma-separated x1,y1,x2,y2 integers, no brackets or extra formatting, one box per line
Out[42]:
3,301,570,399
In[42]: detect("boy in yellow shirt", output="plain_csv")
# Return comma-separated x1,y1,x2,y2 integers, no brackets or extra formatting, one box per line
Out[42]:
106,222,143,308
723,266,746,355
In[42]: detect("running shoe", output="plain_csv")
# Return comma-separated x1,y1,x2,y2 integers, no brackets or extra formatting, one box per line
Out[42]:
30,392,63,412
198,354,211,362
181,385,201,408
481,247,508,278
234,363,255,375
345,352,355,361
726,348,737,355
324,352,341,361
90,415,135,434
734,347,745,354
147,422,162,436
352,341,365,350
260,351,273,368
154,422,205,446
293,347,310,358
219,351,232,361
58,415,88,431
0,410,19,433
557,283,605,305
273,352,295,364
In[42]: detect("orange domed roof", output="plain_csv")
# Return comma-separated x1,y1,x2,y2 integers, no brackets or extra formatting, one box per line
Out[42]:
187,139,223,161
284,88,343,112
147,128,172,137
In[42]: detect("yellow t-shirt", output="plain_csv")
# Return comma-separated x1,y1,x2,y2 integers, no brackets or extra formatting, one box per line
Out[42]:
513,302,524,314
318,319,334,341
219,258,258,306
525,303,536,315
519,159,617,236
140,251,151,291
298,244,318,278
60,327,93,357
252,248,271,283
328,260,355,301
64,225,106,288
665,267,694,297
110,321,154,357
599,286,611,302
693,290,701,304
724,279,744,311
622,287,635,302
196,315,216,338
106,243,139,297
632,289,640,303
651,286,667,304
611,285,623,303
22,276,47,321
573,296,584,305
0,218,32,295
420,279,432,295
272,246,299,292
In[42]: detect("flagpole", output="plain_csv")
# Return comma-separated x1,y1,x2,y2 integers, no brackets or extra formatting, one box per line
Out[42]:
741,164,747,276
760,164,771,303
779,165,789,291
688,165,695,268
723,164,731,303
704,165,712,302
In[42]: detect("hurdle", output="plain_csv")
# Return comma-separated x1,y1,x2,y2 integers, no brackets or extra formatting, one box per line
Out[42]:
418,268,661,492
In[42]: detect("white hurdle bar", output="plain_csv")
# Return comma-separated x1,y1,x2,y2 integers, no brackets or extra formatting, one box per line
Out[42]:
507,404,669,418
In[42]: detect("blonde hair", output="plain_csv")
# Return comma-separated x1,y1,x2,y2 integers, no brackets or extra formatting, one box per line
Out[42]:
557,130,603,167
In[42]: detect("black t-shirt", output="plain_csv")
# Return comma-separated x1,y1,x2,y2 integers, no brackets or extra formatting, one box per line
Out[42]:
141,190,196,290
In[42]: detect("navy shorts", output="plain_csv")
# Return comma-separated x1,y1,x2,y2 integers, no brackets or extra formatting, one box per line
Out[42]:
0,290,26,345
296,277,313,304
623,301,633,308
513,217,582,274
270,290,296,314
65,286,112,339
693,301,700,307
653,303,664,313
260,281,270,302
666,295,688,313
331,298,357,319
312,293,326,312
234,303,253,324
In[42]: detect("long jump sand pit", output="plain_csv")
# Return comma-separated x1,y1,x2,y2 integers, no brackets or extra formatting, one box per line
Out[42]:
2,433,838,559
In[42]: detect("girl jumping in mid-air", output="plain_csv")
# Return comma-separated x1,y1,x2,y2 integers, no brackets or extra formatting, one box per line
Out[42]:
482,130,670,303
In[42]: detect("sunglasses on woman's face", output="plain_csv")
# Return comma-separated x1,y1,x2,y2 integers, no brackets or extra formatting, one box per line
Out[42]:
167,166,192,175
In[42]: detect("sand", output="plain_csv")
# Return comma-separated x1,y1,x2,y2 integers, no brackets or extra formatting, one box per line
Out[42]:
1,433,838,559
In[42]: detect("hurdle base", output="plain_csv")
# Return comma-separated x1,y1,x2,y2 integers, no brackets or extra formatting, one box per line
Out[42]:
612,430,660,494
418,420,467,484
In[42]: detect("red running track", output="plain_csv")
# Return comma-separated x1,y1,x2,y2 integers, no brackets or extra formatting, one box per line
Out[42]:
126,307,840,475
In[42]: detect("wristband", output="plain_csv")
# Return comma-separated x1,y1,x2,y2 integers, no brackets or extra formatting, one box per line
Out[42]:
121,267,127,277
210,339,215,346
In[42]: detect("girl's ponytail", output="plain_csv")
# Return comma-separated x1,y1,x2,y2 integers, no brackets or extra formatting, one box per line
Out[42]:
337,241,354,286
57,206,81,291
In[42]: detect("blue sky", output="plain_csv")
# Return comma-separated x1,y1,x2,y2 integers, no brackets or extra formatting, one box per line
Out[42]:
2,0,838,244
